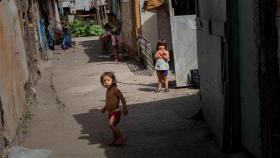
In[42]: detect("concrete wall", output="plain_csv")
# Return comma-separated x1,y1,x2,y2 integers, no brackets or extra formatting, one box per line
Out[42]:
157,6,172,50
121,1,133,51
237,1,262,157
0,0,29,149
196,0,227,147
140,0,158,51
197,30,224,147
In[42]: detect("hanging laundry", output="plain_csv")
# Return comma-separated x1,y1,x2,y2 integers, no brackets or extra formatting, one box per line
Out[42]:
74,0,94,11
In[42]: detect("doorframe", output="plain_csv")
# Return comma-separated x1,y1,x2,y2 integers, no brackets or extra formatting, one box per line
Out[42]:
224,0,241,152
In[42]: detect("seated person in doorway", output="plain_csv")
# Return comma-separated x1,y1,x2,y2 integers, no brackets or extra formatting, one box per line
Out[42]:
60,19,73,50
99,23,112,53
107,13,122,62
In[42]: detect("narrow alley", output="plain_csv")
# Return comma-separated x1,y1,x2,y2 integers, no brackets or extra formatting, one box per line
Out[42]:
21,37,223,158
1,0,280,158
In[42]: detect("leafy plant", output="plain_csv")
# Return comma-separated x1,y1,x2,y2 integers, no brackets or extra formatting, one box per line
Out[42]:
70,20,102,37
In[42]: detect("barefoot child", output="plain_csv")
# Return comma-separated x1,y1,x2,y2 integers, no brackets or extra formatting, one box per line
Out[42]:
100,72,128,146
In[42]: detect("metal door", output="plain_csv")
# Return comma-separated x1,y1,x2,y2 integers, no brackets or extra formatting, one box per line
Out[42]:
168,0,198,87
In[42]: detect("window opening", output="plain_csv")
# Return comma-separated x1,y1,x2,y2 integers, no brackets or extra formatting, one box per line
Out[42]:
171,0,196,16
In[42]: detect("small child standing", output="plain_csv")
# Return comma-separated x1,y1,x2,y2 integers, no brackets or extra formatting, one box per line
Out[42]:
154,40,170,92
100,72,128,146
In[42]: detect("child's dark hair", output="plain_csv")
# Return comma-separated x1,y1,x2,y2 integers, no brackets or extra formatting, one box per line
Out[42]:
156,39,168,50
100,72,117,86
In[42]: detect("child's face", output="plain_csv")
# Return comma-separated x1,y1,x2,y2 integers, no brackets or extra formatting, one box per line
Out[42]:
158,45,166,51
102,75,113,88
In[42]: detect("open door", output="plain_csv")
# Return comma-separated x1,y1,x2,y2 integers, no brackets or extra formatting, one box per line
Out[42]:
168,0,198,87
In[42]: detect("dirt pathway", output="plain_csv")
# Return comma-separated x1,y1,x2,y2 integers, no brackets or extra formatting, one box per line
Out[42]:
22,37,224,158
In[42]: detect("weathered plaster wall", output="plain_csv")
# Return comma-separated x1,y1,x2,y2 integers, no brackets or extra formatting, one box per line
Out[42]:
140,0,158,51
0,0,29,149
196,0,226,147
157,6,172,50
121,1,133,52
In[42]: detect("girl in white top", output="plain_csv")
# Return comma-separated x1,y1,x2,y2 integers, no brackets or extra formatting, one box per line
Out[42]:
154,40,170,92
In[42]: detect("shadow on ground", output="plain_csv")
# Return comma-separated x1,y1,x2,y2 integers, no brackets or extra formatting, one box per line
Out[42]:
79,40,112,63
117,80,177,92
73,95,223,158
79,39,175,77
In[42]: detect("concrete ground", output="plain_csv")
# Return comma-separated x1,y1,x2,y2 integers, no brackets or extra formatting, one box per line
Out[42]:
21,37,244,158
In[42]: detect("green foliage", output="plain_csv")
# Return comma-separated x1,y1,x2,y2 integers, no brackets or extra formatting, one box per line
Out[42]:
21,127,28,134
70,20,102,37
25,111,32,120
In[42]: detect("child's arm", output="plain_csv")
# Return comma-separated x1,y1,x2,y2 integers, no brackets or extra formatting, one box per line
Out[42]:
154,51,159,60
154,51,162,60
162,50,170,61
116,89,128,115
100,106,106,113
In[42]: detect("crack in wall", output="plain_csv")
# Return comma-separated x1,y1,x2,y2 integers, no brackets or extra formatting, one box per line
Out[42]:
0,96,8,157
0,97,4,129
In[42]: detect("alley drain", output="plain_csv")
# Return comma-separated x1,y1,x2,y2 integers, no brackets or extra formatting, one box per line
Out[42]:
50,73,66,108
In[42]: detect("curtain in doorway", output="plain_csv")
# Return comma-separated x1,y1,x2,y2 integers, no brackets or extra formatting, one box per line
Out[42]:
143,0,165,10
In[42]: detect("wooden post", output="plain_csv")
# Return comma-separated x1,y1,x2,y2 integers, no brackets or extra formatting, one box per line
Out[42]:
97,5,101,25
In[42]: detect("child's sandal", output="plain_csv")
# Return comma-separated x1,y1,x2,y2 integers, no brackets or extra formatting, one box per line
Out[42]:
164,89,169,92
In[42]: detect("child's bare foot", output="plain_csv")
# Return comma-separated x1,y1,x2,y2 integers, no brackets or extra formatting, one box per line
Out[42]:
108,140,117,146
114,137,126,146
